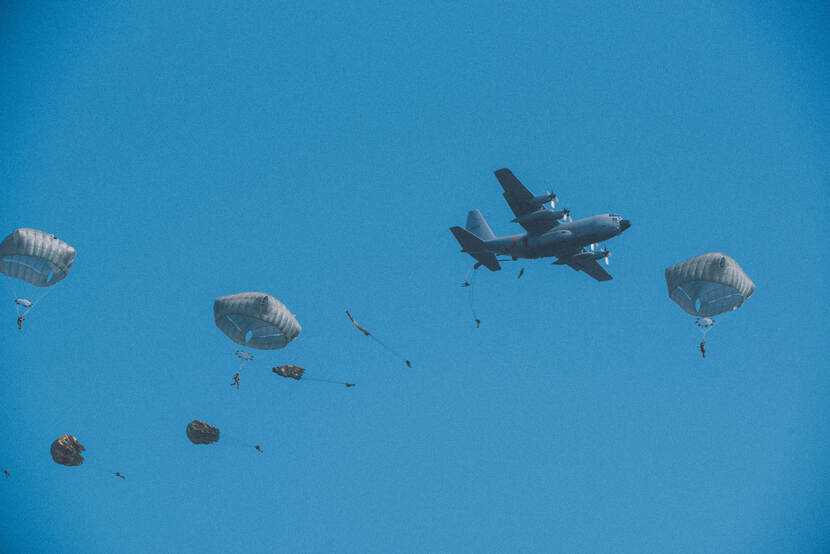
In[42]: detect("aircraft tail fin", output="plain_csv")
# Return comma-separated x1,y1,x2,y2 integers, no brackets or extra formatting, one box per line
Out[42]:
465,210,496,240
450,226,501,271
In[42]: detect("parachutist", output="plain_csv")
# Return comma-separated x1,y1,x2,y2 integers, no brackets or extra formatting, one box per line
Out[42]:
114,472,125,479
255,445,263,453
517,268,524,279
699,340,706,359
231,372,240,389
475,319,480,328
3,470,9,478
461,281,470,287
405,360,412,368
17,316,24,330
345,383,355,388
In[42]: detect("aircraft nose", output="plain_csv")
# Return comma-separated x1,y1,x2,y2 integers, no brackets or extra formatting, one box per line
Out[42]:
620,219,631,232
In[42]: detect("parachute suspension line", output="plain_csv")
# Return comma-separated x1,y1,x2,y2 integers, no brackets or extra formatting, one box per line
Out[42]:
14,287,53,318
695,317,715,338
369,334,408,364
345,309,411,367
237,359,249,373
223,436,260,450
83,462,123,477
5,282,26,317
301,376,355,386
468,265,480,328
29,286,53,311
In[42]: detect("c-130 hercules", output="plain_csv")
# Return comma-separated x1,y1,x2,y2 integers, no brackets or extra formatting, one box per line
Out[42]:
451,169,631,281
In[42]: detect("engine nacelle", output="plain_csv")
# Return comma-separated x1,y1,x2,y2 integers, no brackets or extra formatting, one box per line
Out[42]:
553,249,609,264
531,192,557,206
512,209,569,225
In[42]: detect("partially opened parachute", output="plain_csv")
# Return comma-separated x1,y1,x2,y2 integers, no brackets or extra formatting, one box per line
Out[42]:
0,228,76,287
272,364,355,387
50,434,85,467
273,364,305,381
186,420,220,445
214,292,301,350
665,252,754,317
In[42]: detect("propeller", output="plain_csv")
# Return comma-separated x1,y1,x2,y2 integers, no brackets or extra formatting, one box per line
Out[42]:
589,243,611,264
601,244,611,265
548,192,559,209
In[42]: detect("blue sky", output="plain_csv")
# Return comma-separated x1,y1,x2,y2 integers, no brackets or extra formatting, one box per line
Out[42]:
1,2,828,552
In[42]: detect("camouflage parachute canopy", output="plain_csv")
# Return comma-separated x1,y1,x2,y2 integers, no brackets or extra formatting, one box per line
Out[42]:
272,365,305,381
0,228,76,287
214,292,301,350
51,434,85,466
186,420,220,445
665,252,755,317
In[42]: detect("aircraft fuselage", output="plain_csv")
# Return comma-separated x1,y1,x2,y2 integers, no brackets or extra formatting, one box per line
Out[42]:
483,213,630,260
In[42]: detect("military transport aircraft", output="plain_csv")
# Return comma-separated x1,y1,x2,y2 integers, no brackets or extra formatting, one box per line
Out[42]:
450,168,631,281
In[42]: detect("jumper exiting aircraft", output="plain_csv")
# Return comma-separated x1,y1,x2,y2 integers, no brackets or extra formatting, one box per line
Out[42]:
450,168,631,282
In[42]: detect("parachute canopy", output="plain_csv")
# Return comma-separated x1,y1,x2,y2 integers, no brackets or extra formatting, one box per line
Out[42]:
273,364,305,380
235,350,254,361
214,292,301,350
665,253,754,317
186,420,220,445
0,228,76,287
51,434,85,466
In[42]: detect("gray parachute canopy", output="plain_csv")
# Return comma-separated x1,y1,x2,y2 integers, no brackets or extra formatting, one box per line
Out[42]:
665,252,754,317
214,292,301,350
50,434,85,466
0,228,76,287
186,420,220,445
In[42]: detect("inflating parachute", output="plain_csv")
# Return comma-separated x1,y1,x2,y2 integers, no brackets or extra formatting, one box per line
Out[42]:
272,364,355,387
186,420,261,452
235,350,254,372
665,252,754,356
214,292,300,350
186,420,220,445
273,364,305,380
50,434,85,467
0,228,76,325
345,309,412,368
695,317,715,336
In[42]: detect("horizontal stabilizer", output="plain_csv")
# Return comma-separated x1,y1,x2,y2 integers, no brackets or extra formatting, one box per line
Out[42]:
450,226,501,271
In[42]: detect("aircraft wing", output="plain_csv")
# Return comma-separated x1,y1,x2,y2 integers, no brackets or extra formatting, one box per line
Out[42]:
563,256,613,282
494,169,535,217
493,168,557,235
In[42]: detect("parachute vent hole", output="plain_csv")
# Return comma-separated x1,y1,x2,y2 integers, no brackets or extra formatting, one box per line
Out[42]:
695,298,702,313
46,270,54,284
245,330,253,343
